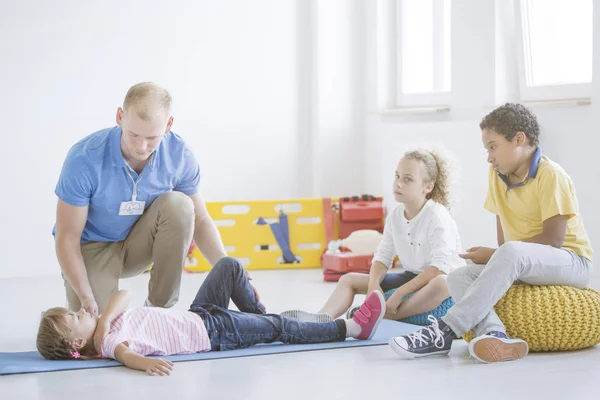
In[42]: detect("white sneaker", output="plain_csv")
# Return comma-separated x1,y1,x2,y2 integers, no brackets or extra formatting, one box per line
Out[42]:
468,331,529,363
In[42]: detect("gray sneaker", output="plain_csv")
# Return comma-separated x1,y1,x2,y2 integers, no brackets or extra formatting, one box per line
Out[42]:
280,310,334,323
389,316,455,359
346,306,360,319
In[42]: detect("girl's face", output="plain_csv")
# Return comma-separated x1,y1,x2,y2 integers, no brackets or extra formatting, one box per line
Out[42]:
67,309,99,345
393,158,433,205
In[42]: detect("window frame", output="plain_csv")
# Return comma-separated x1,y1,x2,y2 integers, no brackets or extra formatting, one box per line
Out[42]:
514,0,592,102
395,0,451,107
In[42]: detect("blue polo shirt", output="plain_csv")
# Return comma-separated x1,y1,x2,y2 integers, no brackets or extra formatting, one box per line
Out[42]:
53,126,200,243
497,147,542,190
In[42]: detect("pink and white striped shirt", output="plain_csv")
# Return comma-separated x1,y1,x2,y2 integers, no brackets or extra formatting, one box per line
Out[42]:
101,308,212,359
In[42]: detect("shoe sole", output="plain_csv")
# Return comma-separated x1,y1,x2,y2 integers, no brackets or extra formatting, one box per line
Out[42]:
388,337,450,359
365,290,387,340
280,310,334,323
469,336,529,363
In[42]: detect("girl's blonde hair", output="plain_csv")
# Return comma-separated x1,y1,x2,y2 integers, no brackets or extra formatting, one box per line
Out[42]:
36,307,97,360
403,148,453,210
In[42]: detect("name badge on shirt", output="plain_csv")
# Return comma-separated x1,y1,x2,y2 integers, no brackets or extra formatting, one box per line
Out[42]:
119,201,146,216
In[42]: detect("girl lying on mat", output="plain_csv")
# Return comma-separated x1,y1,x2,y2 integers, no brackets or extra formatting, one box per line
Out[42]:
36,257,386,376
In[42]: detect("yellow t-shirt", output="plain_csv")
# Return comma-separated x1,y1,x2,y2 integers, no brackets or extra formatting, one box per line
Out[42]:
484,154,593,261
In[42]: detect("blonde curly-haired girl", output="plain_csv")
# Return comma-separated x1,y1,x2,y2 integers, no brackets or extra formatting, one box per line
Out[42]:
282,147,466,323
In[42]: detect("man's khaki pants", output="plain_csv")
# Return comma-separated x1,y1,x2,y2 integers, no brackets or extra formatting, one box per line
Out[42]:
64,191,195,312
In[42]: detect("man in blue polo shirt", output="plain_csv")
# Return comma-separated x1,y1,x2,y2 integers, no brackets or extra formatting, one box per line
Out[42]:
54,82,235,315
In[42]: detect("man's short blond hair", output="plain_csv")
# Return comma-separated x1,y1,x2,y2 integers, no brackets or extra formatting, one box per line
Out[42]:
123,82,172,121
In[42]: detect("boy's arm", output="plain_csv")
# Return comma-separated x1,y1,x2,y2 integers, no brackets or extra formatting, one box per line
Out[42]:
93,290,131,352
527,168,575,248
114,343,174,376
460,215,566,263
496,216,504,246
523,214,568,248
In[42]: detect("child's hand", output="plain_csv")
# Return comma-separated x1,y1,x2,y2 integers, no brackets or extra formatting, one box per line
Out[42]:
386,294,403,315
245,270,263,307
143,358,174,376
251,283,261,302
459,247,495,265
367,284,384,296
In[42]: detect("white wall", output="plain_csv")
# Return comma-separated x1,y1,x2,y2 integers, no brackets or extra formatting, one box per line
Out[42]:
0,0,366,278
312,0,366,197
532,108,600,259
1,0,598,281
365,0,499,251
364,0,600,281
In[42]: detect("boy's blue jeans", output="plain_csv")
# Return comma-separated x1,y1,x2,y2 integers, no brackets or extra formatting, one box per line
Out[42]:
189,257,346,351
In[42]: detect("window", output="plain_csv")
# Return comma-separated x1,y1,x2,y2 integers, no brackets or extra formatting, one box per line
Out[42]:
397,0,451,106
516,0,592,101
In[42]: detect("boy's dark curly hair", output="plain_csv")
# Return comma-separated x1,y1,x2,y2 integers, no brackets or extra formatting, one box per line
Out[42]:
479,103,540,146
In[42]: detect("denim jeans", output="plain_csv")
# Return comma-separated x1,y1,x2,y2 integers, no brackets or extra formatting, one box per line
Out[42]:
189,257,346,351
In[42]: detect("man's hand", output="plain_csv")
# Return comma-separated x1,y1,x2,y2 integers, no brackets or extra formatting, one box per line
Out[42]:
459,247,496,265
55,199,95,317
93,319,111,354
142,358,174,376
81,298,99,317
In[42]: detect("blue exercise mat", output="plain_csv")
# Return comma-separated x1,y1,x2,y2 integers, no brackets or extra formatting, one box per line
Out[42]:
0,320,420,375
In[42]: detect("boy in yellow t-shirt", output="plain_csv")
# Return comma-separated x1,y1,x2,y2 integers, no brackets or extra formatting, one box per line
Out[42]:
389,103,593,363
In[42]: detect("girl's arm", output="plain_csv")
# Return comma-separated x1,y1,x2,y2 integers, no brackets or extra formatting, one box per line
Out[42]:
389,219,451,301
113,343,174,376
388,266,443,300
93,290,131,352
368,262,388,293
100,290,131,324
370,211,398,291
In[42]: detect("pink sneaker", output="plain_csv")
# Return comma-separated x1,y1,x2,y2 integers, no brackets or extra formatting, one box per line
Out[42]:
352,290,386,340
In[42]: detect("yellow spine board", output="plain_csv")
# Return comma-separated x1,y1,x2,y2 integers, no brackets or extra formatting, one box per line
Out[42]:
184,198,340,272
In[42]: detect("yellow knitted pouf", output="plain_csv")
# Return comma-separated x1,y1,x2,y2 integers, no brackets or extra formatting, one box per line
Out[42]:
462,285,600,352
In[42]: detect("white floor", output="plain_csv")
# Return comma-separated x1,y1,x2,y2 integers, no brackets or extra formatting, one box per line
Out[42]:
1,269,599,400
